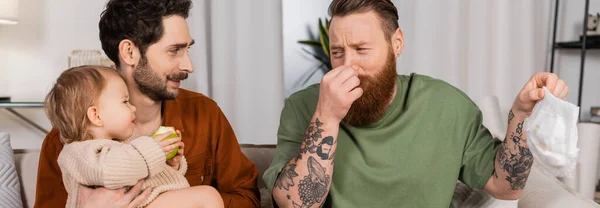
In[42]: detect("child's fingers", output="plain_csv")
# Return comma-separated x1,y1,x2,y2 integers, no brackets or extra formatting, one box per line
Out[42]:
153,131,174,142
175,141,183,148
173,156,181,162
167,156,181,165
158,137,181,148
162,142,181,153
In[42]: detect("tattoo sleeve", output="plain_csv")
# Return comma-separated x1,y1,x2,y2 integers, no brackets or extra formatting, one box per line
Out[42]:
273,117,337,208
494,109,533,191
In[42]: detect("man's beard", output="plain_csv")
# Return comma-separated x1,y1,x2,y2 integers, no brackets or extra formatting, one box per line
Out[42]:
133,56,188,101
342,49,397,127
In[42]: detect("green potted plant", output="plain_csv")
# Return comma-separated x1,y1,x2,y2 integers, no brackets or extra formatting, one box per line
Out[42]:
297,18,331,85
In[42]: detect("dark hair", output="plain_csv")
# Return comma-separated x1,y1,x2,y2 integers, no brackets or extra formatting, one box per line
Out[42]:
328,0,399,41
99,0,192,67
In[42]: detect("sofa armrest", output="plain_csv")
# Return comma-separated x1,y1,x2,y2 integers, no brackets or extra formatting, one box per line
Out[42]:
518,161,600,208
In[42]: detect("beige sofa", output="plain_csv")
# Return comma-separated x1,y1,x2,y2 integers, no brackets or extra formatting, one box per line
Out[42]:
4,96,600,207
5,144,597,208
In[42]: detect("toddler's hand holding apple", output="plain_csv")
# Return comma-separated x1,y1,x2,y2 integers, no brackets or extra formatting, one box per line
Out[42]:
151,126,182,160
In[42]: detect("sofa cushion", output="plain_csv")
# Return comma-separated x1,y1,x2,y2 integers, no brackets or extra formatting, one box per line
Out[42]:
518,161,600,207
240,145,276,208
240,144,277,189
13,149,39,208
459,188,518,208
0,132,23,208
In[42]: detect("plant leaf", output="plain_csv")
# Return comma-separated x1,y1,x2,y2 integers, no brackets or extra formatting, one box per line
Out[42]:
297,40,322,47
318,18,330,58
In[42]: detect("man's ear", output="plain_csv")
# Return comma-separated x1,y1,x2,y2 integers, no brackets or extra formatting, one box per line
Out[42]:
391,28,404,57
86,106,103,127
118,39,141,66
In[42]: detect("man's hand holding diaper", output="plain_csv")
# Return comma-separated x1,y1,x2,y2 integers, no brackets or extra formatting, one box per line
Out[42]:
517,72,579,178
513,72,569,115
484,72,571,200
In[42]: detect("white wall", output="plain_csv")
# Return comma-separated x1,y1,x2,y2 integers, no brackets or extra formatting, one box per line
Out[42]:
0,0,278,148
0,0,106,149
554,0,600,121
282,0,332,98
5,0,595,148
0,0,214,149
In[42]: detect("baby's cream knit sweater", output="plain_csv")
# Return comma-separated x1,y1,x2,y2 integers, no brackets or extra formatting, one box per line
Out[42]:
57,136,190,207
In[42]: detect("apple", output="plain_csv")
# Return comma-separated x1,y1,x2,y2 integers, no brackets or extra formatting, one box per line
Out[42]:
151,126,179,160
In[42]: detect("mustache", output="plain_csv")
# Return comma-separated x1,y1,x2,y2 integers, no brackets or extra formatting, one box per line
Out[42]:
166,72,188,81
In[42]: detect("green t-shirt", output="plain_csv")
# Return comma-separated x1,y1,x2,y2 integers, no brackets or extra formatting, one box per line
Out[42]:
264,74,501,207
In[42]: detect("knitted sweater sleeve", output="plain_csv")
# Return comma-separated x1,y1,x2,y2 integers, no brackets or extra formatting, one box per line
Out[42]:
57,136,166,189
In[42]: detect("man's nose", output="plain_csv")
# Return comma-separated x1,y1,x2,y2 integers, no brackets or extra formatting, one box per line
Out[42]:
343,52,356,66
180,54,194,73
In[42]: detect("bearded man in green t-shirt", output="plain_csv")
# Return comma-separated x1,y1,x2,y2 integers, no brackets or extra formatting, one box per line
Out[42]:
264,0,570,207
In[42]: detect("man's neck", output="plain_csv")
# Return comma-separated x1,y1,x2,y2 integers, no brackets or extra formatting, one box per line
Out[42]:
129,86,163,136
118,67,164,136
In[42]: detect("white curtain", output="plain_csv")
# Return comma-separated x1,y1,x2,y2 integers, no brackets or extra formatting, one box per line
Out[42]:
185,0,284,144
396,0,553,118
183,0,553,144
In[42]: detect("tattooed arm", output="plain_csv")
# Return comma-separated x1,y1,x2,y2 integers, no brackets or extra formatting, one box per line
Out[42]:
483,72,569,200
272,115,338,208
483,109,533,200
272,65,362,208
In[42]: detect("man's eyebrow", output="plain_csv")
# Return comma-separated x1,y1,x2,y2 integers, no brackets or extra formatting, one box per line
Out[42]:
349,41,368,47
169,39,195,49
330,41,368,50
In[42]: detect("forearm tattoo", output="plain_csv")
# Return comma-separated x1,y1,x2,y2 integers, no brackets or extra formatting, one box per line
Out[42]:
275,117,335,207
496,110,533,190
296,118,334,161
275,164,298,191
296,156,331,207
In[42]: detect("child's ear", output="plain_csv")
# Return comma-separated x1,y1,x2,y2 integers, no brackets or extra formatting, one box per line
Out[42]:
86,106,103,126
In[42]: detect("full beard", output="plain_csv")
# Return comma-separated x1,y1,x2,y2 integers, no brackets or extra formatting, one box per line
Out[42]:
133,56,188,101
342,49,397,127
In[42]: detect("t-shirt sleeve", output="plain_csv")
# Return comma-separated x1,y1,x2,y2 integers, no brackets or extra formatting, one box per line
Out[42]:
263,98,306,195
459,108,502,189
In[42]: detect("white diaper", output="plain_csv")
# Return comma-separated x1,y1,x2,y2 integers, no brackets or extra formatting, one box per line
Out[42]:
524,87,579,178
